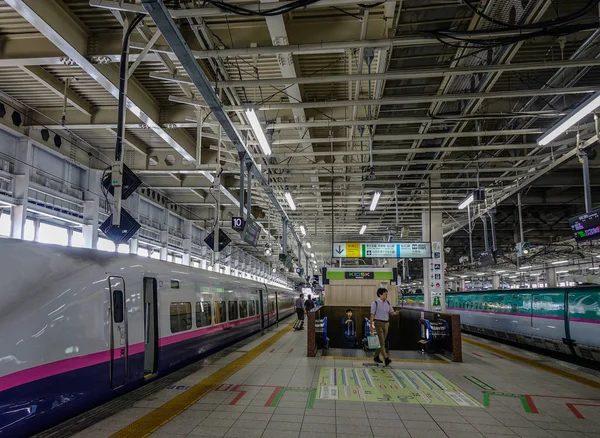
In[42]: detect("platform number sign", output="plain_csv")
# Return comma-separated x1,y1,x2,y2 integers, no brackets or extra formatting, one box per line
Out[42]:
232,217,245,231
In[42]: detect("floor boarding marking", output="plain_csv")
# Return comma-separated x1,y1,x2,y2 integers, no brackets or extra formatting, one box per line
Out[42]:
566,403,600,419
318,367,480,407
110,324,293,438
463,337,600,391
483,392,538,413
463,376,495,391
320,355,447,364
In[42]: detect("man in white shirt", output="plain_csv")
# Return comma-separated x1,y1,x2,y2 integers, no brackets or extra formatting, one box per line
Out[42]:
369,288,399,366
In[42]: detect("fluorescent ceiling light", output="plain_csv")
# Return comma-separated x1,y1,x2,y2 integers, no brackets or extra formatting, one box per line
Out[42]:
509,275,518,279
299,225,306,236
458,193,474,210
359,224,367,235
538,91,600,146
495,270,506,273
284,192,296,211
244,104,272,155
531,272,542,276
590,267,600,270
551,260,568,265
311,252,315,258
369,192,381,211
306,242,312,249
556,270,569,274
519,266,532,270
476,273,485,276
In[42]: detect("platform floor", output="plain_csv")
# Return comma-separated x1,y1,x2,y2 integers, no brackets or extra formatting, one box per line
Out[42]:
49,324,600,438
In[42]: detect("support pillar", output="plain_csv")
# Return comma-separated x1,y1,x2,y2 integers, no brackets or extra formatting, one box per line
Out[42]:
582,152,592,213
159,230,168,261
422,175,445,312
547,267,557,288
10,139,32,239
282,217,288,254
33,218,40,242
182,219,192,266
492,275,500,290
83,169,101,249
126,193,140,255
67,227,73,247
459,278,466,291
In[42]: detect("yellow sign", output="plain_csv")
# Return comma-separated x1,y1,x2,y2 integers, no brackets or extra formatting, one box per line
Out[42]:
346,242,360,258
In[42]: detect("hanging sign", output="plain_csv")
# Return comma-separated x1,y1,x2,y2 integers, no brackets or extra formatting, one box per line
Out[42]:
429,241,443,311
332,242,431,259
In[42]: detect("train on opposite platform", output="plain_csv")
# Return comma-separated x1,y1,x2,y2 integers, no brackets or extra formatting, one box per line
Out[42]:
0,239,296,437
402,288,600,362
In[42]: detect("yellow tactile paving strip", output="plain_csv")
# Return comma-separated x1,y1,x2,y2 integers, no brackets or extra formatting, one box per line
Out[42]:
110,323,293,438
464,337,600,390
320,355,448,364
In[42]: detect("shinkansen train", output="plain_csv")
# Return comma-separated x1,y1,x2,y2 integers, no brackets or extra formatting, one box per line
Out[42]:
402,288,600,361
0,239,296,437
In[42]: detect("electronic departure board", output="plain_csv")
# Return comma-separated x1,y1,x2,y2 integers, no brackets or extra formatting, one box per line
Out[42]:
569,209,600,242
243,218,261,246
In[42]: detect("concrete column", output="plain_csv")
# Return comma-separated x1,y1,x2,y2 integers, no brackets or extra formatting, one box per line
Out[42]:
422,174,445,312
83,169,101,249
159,230,168,261
33,219,40,242
459,278,466,291
492,275,500,290
126,193,140,254
182,219,192,266
547,267,557,288
10,139,32,239
67,227,73,247
200,245,208,269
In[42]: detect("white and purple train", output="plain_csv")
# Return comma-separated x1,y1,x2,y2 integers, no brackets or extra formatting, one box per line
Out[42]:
0,239,295,437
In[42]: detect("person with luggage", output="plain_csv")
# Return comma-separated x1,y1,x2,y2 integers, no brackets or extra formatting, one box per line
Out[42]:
294,293,305,331
369,288,399,366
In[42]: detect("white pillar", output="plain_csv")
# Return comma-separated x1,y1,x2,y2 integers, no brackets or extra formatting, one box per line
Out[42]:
182,219,192,266
547,267,557,288
67,227,73,247
126,193,140,254
32,218,40,242
83,169,101,249
492,275,500,289
422,175,445,312
10,139,32,239
160,208,168,261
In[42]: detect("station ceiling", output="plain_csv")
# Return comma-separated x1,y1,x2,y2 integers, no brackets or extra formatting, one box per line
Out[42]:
2,0,600,269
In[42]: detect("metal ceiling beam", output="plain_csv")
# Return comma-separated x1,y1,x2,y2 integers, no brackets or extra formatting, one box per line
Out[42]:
171,86,595,111
5,0,197,162
140,0,304,250
150,57,600,89
20,66,93,116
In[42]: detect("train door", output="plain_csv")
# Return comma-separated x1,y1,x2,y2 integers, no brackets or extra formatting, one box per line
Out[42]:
259,289,265,330
108,276,128,389
143,277,159,376
275,292,279,322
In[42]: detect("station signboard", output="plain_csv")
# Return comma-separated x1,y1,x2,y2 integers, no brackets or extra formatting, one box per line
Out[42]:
332,242,431,259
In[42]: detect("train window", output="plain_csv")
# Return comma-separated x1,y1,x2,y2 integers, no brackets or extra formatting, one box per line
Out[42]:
170,302,192,333
228,301,239,321
214,301,226,324
113,290,124,323
239,301,248,318
196,301,212,327
248,301,255,317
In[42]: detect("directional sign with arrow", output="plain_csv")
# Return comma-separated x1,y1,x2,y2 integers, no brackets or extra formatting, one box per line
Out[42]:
334,244,346,257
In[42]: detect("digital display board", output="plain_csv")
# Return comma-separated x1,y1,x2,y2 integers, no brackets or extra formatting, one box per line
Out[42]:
344,271,374,279
569,209,600,242
242,218,261,247
333,242,431,258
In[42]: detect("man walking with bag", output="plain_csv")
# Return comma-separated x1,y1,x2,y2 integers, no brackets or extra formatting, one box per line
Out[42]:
369,288,399,366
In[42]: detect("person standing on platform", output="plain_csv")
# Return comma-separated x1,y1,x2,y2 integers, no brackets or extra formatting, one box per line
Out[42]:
369,288,399,366
294,293,305,331
305,294,315,313
342,309,356,348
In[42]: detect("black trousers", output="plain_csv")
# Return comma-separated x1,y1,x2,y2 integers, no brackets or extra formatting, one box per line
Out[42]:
296,308,305,320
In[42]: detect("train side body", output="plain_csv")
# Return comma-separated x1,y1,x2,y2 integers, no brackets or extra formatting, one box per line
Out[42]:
0,239,294,437
402,288,600,361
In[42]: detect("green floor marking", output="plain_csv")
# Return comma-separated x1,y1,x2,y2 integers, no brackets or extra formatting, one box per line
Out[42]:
270,388,286,407
307,389,317,409
317,367,481,407
483,392,533,413
464,376,495,391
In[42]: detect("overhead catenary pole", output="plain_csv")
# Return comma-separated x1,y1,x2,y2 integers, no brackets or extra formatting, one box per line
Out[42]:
467,205,474,264
239,152,245,219
517,192,525,244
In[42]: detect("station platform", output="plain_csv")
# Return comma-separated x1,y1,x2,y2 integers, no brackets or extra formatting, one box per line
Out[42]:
38,323,600,438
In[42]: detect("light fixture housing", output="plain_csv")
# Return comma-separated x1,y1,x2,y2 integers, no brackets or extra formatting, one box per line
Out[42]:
284,192,296,211
359,224,367,235
551,260,568,265
299,225,306,236
369,192,381,211
458,193,474,210
244,104,272,155
538,91,600,146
